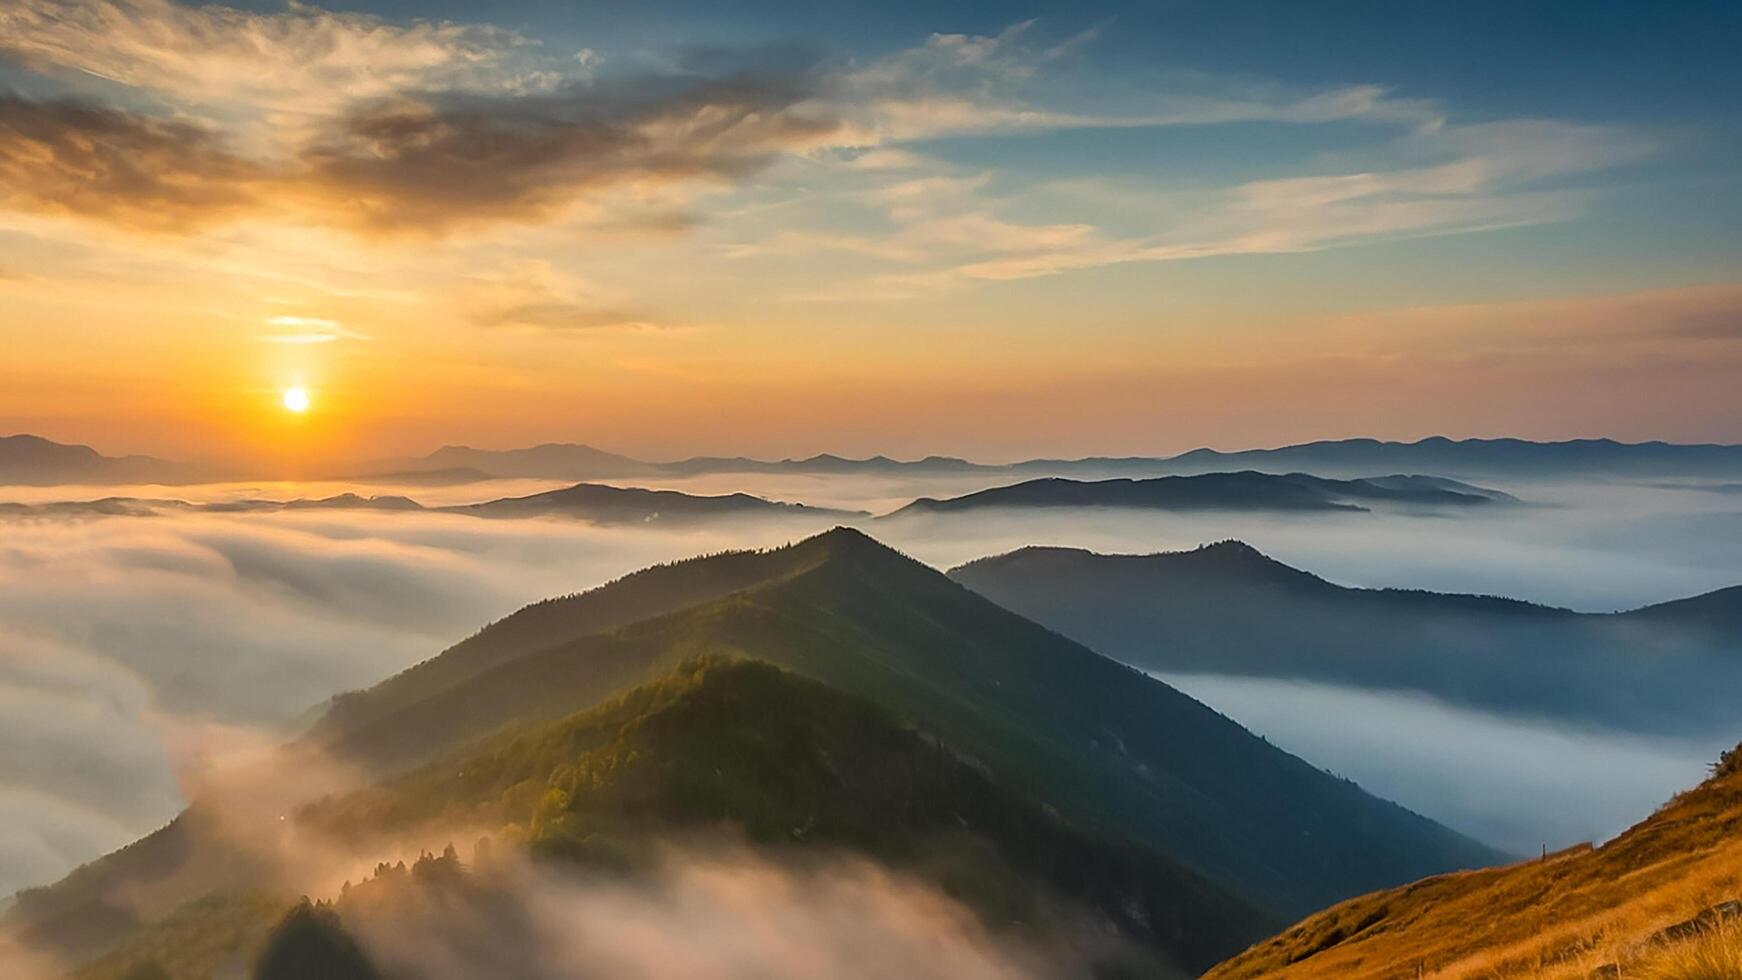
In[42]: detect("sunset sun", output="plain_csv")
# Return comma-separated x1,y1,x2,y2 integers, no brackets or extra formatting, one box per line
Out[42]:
281,386,310,413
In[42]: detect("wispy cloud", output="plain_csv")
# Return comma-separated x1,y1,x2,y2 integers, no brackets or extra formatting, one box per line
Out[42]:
261,315,369,344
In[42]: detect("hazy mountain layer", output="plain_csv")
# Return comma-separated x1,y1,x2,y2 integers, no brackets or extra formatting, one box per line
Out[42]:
949,542,1742,735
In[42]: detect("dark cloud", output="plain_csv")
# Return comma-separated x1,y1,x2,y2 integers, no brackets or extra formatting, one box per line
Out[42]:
0,59,841,236
0,94,265,232
297,68,841,234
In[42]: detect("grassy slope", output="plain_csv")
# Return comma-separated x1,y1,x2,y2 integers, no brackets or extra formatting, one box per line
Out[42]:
1206,748,1742,980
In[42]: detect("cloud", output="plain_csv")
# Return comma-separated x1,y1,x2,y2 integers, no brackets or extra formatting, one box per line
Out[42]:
261,315,369,344
0,94,267,233
0,505,835,897
0,0,541,126
350,848,1079,980
1153,672,1726,855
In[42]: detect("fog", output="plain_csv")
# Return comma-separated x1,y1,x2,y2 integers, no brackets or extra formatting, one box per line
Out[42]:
348,848,1092,980
1153,672,1728,855
1,471,1738,897
0,507,839,896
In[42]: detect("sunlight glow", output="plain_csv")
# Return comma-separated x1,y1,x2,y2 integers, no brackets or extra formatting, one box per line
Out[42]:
282,386,311,413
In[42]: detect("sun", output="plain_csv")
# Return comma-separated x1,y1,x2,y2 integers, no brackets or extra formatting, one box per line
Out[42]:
281,386,311,413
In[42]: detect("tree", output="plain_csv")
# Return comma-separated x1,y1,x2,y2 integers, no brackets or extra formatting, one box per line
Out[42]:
252,900,380,980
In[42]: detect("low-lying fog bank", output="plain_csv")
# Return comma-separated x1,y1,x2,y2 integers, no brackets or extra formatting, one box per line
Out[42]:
1155,672,1729,855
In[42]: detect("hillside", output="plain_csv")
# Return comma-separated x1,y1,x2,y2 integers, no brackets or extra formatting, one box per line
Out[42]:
7,528,1499,968
61,661,1277,978
884,471,1509,519
317,658,1275,973
1206,746,1742,980
950,542,1742,735
308,527,1499,915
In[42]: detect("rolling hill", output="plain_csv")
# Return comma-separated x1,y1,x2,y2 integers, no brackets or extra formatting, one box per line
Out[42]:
1205,745,1742,980
4,528,1499,970
884,471,1511,519
949,541,1742,735
0,434,201,486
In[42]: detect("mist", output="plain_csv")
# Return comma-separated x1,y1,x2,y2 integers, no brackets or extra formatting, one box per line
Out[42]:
1155,672,1727,855
0,506,840,896
344,847,1096,980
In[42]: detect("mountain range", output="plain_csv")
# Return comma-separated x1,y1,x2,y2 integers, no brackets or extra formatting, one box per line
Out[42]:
372,436,1742,483
3,528,1499,976
1206,744,1742,980
949,541,1742,736
0,485,861,526
0,435,200,486
884,471,1513,518
12,433,1742,488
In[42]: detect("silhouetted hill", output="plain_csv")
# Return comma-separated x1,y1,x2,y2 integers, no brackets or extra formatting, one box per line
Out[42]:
950,543,1742,734
438,482,863,523
1153,436,1742,479
884,471,1510,518
0,485,854,525
0,434,201,485
382,436,1742,483
1206,743,1742,980
415,442,656,480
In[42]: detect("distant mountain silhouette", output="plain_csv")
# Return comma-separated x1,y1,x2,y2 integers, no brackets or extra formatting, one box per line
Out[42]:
1205,743,1742,980
0,434,202,485
370,436,1742,483
409,443,658,480
0,484,856,525
438,482,864,523
6,529,1498,970
884,471,1512,518
950,542,1742,734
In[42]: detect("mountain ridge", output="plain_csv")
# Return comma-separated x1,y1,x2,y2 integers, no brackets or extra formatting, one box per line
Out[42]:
949,541,1742,734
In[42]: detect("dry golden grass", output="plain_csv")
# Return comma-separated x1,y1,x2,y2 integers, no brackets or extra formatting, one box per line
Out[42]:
1206,749,1742,980
1633,923,1742,980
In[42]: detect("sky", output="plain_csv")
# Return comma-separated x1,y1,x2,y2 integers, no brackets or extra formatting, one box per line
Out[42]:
1,0,1739,470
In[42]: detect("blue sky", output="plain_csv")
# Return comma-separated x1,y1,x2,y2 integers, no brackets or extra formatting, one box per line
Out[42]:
0,0,1738,461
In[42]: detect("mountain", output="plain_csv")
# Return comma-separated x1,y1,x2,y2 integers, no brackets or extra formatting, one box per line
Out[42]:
305,527,1498,914
884,471,1511,518
382,437,1742,484
0,485,855,525
1206,745,1742,980
1153,436,1742,480
0,434,200,485
6,528,1498,969
63,661,1274,979
438,482,864,524
395,443,658,481
949,542,1742,735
